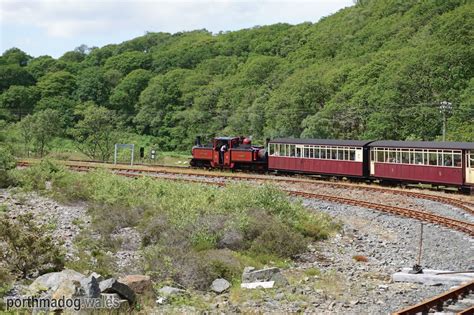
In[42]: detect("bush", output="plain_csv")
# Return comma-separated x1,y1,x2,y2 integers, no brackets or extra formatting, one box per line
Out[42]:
12,167,340,288
0,264,14,298
0,146,16,188
249,221,308,258
0,213,65,278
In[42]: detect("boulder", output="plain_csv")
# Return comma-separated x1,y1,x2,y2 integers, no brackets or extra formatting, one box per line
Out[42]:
118,275,153,295
51,280,82,300
29,269,85,295
158,286,185,296
210,278,231,294
242,267,288,286
99,278,136,304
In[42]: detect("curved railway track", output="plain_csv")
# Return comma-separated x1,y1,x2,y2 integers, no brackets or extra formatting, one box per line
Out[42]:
393,280,474,315
17,160,474,213
17,160,474,237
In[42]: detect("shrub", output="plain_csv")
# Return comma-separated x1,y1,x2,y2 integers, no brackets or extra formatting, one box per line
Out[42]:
9,159,64,191
249,221,308,258
0,213,65,278
0,146,16,188
0,264,14,298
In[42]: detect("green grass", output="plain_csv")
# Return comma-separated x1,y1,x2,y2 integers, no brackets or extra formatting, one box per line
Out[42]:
9,160,340,289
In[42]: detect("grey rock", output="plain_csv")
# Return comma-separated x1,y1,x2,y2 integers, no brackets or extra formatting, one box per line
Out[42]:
211,278,231,294
29,269,85,295
99,278,136,304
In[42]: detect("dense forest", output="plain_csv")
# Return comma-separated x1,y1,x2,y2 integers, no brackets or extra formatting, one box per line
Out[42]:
0,0,473,158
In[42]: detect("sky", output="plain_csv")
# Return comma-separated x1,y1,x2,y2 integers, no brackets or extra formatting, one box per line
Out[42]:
1,0,354,58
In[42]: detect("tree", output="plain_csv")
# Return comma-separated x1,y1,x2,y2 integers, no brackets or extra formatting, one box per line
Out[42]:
70,102,118,161
104,51,152,75
0,65,35,92
109,69,153,115
18,109,62,157
34,96,77,128
2,48,31,66
75,67,110,105
17,115,34,157
37,71,76,98
26,55,57,80
0,85,40,121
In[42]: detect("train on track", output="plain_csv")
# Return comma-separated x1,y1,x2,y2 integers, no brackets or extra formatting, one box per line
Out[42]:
190,136,474,193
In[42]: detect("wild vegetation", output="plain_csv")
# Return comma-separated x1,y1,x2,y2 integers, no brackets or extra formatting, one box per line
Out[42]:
5,161,340,289
0,0,472,162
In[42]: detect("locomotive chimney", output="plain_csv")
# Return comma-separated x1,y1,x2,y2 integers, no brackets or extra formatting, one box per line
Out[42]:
265,138,270,148
195,136,202,146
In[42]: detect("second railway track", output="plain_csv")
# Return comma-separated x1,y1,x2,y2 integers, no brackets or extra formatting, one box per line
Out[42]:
17,160,474,237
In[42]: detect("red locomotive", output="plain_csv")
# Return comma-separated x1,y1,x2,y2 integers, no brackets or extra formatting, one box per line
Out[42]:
190,136,267,170
191,136,474,193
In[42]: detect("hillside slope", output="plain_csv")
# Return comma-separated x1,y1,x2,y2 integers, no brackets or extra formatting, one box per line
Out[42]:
1,0,472,150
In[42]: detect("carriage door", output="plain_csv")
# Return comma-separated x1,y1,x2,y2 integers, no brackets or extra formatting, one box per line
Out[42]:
466,151,474,184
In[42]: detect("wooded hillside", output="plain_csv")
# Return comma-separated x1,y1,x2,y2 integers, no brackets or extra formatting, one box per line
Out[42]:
1,0,472,152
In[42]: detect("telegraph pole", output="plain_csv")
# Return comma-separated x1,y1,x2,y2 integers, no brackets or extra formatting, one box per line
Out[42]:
439,101,452,141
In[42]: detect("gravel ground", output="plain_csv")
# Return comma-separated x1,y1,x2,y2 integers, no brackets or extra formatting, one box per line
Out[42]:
296,199,474,314
2,186,473,314
0,189,89,259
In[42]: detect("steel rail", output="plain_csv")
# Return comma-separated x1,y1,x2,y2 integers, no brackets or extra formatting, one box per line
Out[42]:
392,280,474,315
22,161,473,237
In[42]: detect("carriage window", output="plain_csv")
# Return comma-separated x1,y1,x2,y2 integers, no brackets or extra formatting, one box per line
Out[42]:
453,153,461,167
337,148,344,160
314,147,320,159
375,149,382,162
428,151,437,166
469,152,474,168
443,153,453,167
321,147,326,159
350,149,356,161
413,151,423,165
331,148,337,160
269,144,274,156
401,150,410,164
304,148,309,158
438,152,444,166
289,145,296,157
388,150,396,163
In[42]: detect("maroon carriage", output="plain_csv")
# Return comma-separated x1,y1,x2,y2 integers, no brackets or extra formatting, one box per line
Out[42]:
267,138,372,177
368,141,474,191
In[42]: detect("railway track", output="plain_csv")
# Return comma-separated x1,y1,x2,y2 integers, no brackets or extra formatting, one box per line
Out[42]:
393,280,474,315
17,159,474,215
17,160,474,237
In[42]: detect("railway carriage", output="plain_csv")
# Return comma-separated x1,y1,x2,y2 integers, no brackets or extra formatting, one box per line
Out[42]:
267,138,372,178
368,141,474,192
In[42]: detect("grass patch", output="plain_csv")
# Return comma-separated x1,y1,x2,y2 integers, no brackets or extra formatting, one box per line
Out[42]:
11,160,340,289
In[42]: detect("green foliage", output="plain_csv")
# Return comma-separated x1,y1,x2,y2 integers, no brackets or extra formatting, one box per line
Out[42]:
16,109,62,157
1,0,473,150
14,166,338,288
37,71,76,98
0,213,65,278
0,146,16,188
0,85,40,121
69,102,119,161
